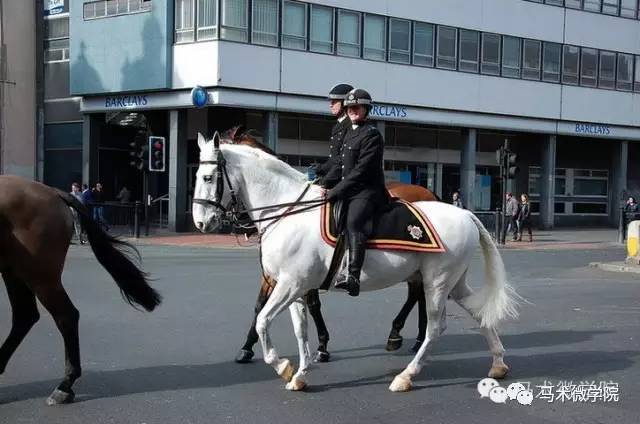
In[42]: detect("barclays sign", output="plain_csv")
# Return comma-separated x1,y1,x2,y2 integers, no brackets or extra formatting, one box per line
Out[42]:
574,123,611,136
105,95,149,109
370,104,408,119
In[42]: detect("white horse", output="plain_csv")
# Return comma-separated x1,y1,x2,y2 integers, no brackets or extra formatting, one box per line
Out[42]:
192,133,519,392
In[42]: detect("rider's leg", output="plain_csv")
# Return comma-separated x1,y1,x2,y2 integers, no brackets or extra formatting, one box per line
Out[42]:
335,198,373,297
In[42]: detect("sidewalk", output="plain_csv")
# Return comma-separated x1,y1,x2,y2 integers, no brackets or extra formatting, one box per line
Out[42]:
125,227,622,251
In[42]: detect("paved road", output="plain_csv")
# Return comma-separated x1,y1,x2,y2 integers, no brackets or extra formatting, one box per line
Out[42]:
0,243,639,423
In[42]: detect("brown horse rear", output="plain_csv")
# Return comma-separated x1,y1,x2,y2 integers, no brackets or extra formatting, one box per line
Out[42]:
0,175,160,405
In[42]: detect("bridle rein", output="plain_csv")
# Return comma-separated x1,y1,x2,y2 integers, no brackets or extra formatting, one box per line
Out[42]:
192,138,326,233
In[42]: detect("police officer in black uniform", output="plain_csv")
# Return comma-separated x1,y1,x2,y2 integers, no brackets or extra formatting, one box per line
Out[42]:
327,88,388,297
314,83,353,188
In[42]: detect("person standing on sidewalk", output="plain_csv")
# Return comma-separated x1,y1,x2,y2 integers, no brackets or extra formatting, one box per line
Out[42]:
92,182,110,231
504,192,520,241
517,193,533,242
70,182,86,244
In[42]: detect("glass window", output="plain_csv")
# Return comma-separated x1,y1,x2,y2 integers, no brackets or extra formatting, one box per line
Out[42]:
575,179,608,195
481,33,501,75
310,5,334,53
602,0,619,14
83,2,96,19
389,18,411,64
502,36,521,78
522,39,541,80
363,14,386,61
565,0,583,7
584,0,602,11
252,0,278,46
634,56,640,92
44,39,70,62
555,203,566,214
555,177,567,195
562,45,580,85
546,0,564,5
220,0,248,42
436,26,457,70
175,0,195,43
621,0,637,17
543,42,561,82
413,22,434,67
458,29,479,73
282,1,307,50
107,0,117,15
337,10,361,57
599,50,616,89
117,0,128,14
617,53,633,91
95,1,107,17
198,0,218,40
573,203,607,214
45,17,69,39
580,48,598,87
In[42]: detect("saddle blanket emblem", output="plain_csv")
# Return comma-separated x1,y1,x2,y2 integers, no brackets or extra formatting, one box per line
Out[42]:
321,200,446,253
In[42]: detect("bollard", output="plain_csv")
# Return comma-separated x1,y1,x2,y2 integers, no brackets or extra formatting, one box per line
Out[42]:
134,201,141,239
626,220,640,265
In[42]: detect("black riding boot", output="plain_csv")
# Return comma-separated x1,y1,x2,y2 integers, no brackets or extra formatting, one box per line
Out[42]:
335,232,366,297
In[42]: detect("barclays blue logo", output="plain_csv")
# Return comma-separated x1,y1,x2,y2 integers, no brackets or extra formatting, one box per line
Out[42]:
191,86,208,108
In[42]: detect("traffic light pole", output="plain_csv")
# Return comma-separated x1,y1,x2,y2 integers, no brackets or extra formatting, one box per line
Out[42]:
144,171,150,236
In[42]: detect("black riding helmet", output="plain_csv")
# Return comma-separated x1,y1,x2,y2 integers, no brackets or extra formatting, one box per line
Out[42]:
328,83,354,100
343,88,373,116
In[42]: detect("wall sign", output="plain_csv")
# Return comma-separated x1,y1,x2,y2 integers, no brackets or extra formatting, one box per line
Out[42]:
370,104,408,119
574,123,611,136
105,95,149,108
44,0,64,16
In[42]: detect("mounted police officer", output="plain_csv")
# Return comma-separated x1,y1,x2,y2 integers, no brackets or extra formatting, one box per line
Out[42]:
314,83,353,188
327,88,389,297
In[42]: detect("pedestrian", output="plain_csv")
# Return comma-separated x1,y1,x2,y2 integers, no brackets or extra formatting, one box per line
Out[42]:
327,88,389,297
116,185,132,203
504,192,520,241
92,182,109,231
452,191,464,209
517,193,533,242
624,196,638,213
81,183,93,204
70,182,86,244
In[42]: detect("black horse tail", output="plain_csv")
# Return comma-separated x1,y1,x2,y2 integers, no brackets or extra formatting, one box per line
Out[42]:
56,190,162,312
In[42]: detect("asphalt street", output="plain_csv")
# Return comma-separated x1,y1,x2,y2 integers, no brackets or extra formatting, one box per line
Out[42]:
1,242,639,424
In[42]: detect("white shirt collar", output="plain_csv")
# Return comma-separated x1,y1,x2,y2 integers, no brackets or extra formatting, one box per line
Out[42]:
338,115,347,123
351,123,360,130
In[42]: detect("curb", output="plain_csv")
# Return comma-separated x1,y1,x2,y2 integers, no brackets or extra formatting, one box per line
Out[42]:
589,262,640,275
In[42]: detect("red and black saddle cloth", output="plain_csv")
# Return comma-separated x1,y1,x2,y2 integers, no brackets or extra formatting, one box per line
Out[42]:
320,199,446,253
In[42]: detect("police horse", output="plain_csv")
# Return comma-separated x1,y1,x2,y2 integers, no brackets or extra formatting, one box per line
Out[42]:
0,176,161,404
192,133,519,392
225,126,436,363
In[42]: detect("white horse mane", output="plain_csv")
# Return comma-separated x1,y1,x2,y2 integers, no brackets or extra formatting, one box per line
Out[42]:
218,143,308,185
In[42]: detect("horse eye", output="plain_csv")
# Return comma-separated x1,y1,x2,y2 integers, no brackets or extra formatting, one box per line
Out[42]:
203,175,213,183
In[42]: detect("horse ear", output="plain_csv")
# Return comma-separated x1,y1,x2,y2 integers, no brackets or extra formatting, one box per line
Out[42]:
197,132,207,150
213,131,221,149
230,124,246,141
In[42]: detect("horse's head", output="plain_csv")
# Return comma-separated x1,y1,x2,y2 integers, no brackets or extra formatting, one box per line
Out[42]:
192,131,232,233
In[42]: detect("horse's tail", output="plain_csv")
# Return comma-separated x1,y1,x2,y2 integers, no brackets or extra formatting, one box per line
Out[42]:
465,212,520,328
56,190,162,312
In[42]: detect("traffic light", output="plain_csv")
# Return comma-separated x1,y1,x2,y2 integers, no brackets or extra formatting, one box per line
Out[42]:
506,151,519,179
148,136,166,172
129,131,148,171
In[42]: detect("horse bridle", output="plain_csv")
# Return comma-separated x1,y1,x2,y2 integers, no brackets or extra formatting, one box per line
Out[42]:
192,138,327,231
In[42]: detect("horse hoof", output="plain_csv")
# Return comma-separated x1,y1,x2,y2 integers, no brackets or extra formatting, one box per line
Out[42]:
313,351,330,363
386,337,403,351
278,359,295,382
285,377,307,391
389,375,412,392
235,349,254,364
409,340,423,353
488,364,510,379
46,389,75,405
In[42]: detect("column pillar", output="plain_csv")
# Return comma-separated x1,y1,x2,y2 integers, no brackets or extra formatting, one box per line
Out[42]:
540,134,556,230
460,129,477,210
169,110,188,232
263,111,278,153
81,114,100,186
609,140,629,226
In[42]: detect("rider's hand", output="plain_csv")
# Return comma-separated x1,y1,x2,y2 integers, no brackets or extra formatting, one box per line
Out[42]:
327,189,339,202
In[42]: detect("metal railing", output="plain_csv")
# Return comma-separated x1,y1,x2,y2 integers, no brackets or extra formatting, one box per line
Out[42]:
86,201,142,237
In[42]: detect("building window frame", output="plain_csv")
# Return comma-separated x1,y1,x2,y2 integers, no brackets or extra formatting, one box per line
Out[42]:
251,0,279,46
458,29,480,73
363,13,387,61
412,22,434,67
388,17,411,64
501,35,522,78
337,9,362,58
522,39,542,80
309,4,334,54
281,0,308,50
436,25,457,70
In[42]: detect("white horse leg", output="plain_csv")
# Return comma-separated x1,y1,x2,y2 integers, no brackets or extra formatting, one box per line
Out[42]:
285,298,311,391
389,287,448,392
450,277,509,379
255,283,301,383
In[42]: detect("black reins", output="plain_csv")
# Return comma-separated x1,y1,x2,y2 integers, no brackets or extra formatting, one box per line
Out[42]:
192,145,326,231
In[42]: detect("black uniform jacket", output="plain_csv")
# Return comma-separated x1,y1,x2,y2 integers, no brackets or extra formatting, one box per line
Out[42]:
315,118,350,188
329,122,388,204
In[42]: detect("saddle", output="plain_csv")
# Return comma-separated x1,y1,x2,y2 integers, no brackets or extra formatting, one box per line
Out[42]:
318,199,445,291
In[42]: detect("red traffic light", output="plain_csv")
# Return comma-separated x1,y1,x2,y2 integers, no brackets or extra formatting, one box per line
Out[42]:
153,140,164,150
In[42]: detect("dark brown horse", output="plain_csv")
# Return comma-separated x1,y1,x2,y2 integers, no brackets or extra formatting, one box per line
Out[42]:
220,126,439,363
0,175,161,405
